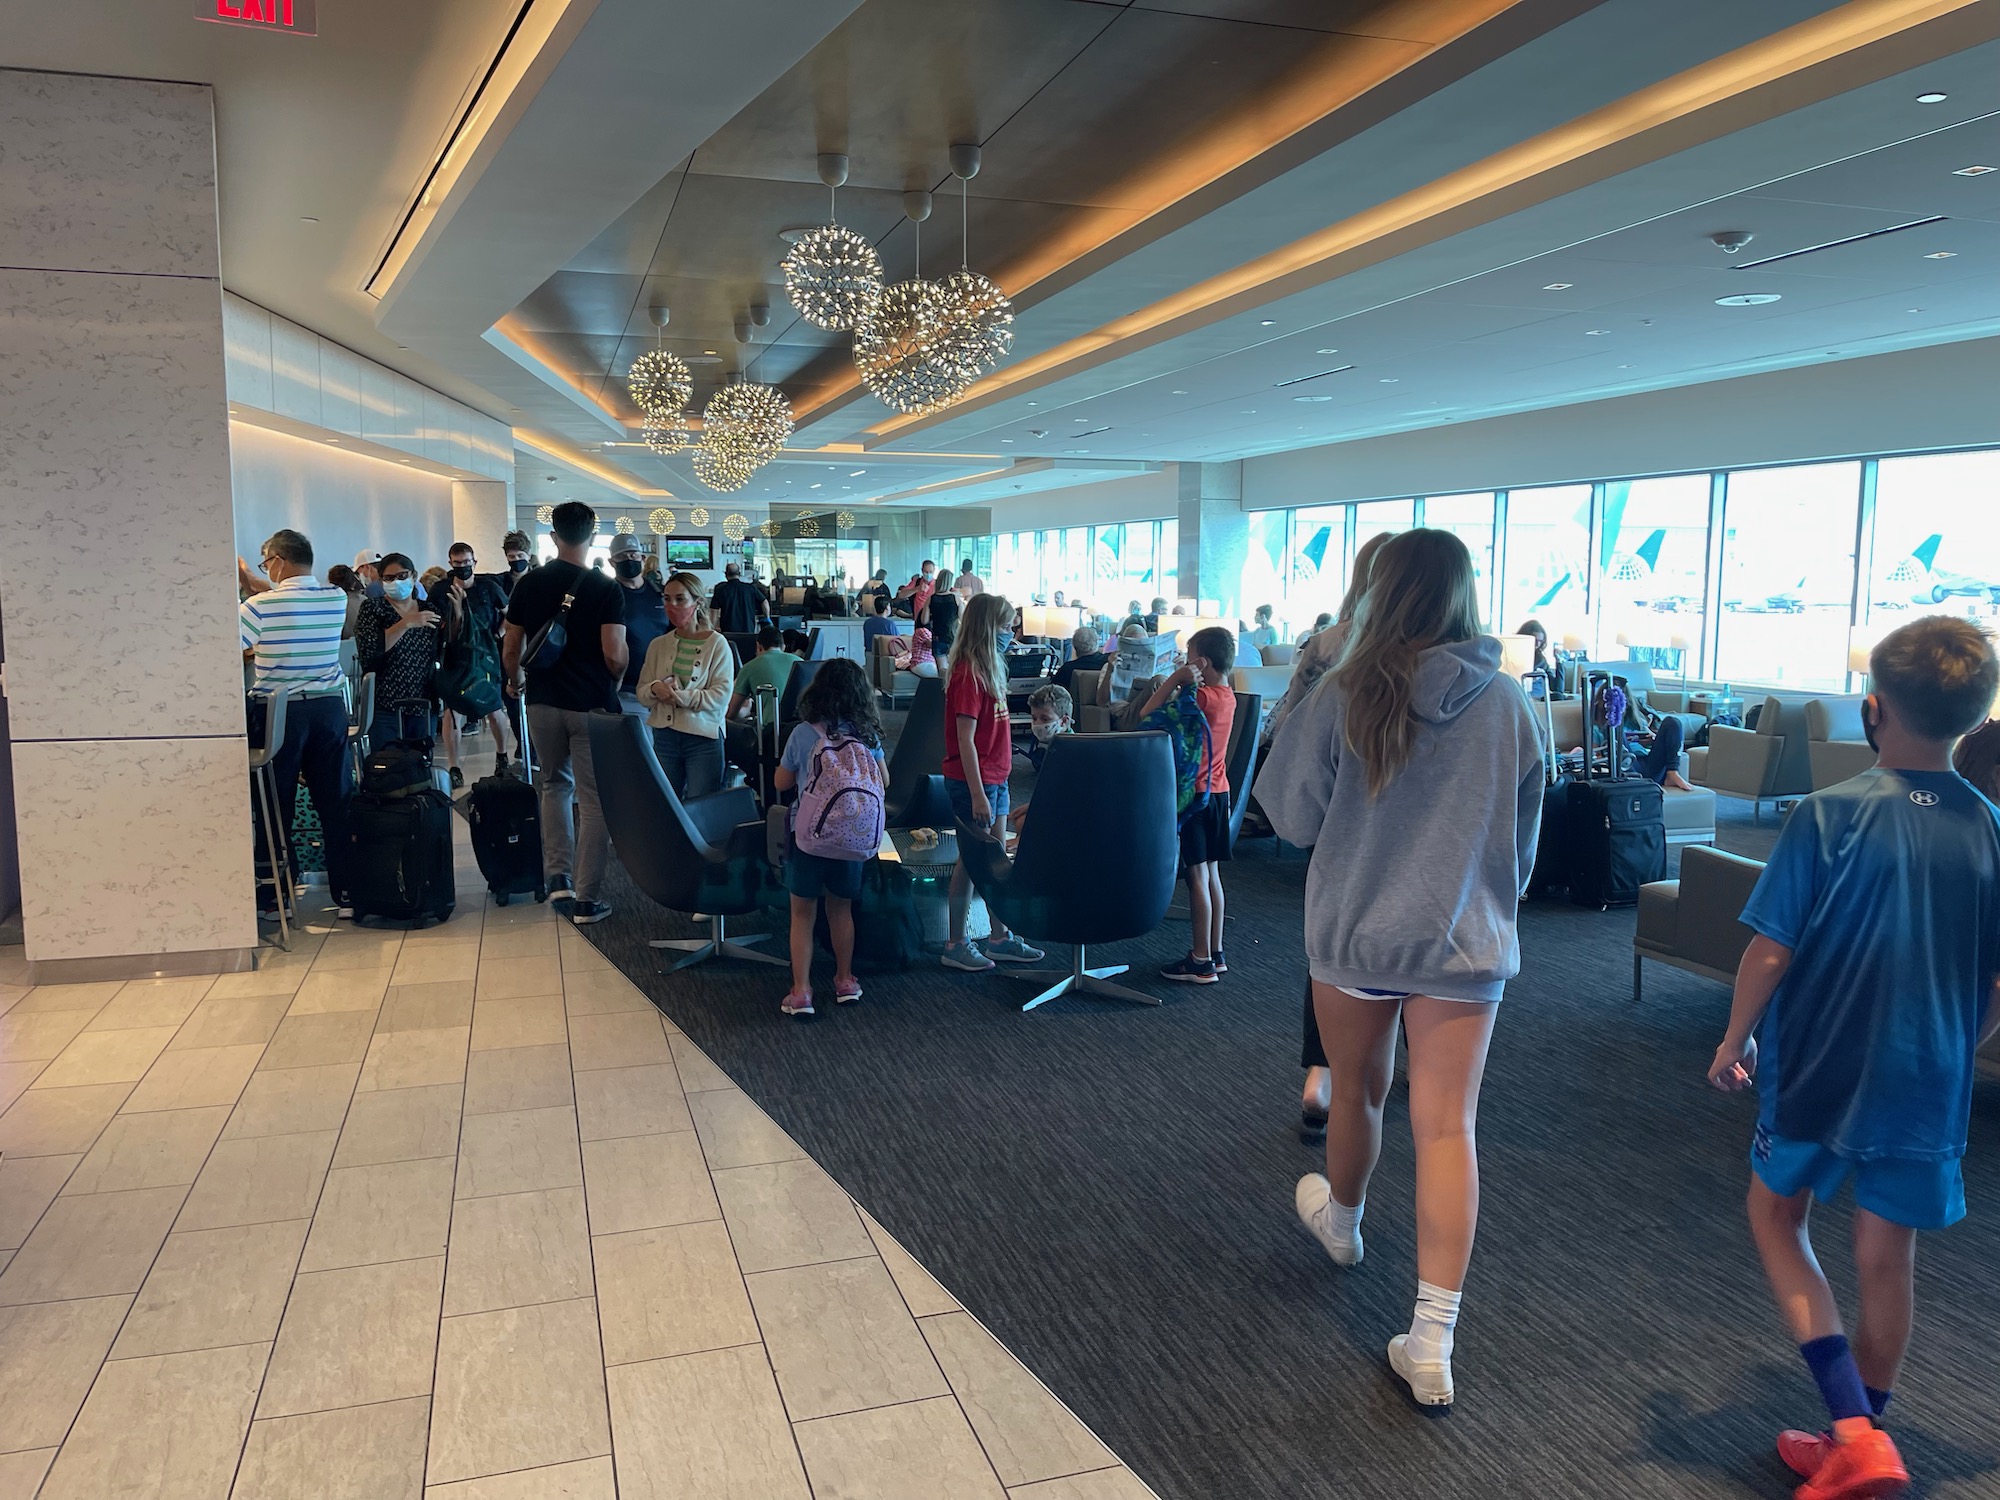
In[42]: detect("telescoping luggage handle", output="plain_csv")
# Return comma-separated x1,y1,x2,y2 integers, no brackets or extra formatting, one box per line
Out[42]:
1578,670,1633,784
1526,668,1561,787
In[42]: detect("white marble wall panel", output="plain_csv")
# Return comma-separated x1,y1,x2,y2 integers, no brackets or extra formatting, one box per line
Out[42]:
224,298,274,411
319,343,363,434
0,71,218,277
360,361,398,447
270,316,322,427
450,422,474,474
393,375,425,455
11,738,257,962
0,267,245,741
422,390,452,466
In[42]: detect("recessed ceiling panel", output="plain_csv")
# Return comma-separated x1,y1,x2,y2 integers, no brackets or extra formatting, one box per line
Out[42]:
1756,113,2000,225
1132,0,1510,46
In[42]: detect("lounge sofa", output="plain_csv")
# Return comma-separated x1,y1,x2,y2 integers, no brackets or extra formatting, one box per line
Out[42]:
1685,693,1817,821
1805,695,1875,790
1631,845,1764,1001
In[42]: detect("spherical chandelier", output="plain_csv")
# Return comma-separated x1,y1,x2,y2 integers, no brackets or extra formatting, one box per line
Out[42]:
723,513,749,542
641,418,691,457
689,506,709,527
783,223,884,332
690,440,755,494
853,279,967,415
929,269,1014,384
626,348,692,420
614,515,635,534
535,504,554,524
759,519,780,538
648,507,676,535
702,382,793,464
835,510,855,531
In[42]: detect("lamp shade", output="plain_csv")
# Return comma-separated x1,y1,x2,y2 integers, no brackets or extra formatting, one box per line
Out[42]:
1496,633,1538,680
1161,615,1232,648
1560,631,1588,654
1669,632,1693,652
1022,604,1063,639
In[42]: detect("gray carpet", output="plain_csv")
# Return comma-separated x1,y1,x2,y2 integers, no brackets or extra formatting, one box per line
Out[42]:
579,793,1998,1499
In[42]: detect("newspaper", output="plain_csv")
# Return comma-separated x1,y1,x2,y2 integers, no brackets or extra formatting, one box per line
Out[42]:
1109,631,1178,701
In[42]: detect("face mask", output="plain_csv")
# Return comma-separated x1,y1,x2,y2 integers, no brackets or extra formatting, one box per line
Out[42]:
665,600,696,629
382,579,415,602
996,629,1014,652
450,563,474,580
1030,719,1068,745
508,557,530,574
364,579,385,599
615,558,644,580
1863,697,1881,752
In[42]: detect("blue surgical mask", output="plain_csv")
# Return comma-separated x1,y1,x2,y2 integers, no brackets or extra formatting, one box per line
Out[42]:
382,578,415,602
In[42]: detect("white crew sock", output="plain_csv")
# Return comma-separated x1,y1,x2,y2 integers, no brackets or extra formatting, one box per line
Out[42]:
1323,1195,1364,1246
1407,1280,1462,1363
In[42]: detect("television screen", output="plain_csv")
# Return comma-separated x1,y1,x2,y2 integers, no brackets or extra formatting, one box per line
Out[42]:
664,536,714,570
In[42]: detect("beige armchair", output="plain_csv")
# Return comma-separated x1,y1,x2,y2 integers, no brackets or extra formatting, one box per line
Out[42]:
1806,695,1874,790
1632,845,1765,1002
1259,643,1297,666
1686,694,1815,820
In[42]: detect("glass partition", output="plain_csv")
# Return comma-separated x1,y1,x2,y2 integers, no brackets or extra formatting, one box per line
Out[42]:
1714,462,1860,691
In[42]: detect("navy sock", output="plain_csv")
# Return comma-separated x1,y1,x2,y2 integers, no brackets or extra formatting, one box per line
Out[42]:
1800,1335,1872,1424
1866,1385,1893,1418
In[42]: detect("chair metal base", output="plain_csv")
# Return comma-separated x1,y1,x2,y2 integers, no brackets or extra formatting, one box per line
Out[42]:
1009,943,1159,1013
648,914,784,973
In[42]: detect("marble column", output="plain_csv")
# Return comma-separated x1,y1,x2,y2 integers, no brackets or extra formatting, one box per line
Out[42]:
1176,462,1248,617
0,70,256,975
452,479,512,567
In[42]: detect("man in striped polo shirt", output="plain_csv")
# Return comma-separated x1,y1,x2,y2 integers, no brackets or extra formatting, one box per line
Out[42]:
241,529,354,912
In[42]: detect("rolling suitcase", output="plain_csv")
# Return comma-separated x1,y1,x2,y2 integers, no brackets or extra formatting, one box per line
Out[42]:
1525,669,1572,895
1565,671,1666,910
468,722,545,906
349,704,456,925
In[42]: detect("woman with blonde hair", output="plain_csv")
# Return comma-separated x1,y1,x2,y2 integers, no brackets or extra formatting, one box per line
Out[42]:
1263,528,1544,1414
940,591,1044,972
639,570,733,799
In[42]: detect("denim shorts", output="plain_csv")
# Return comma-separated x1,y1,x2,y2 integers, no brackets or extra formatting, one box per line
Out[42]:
1752,1123,1966,1231
945,777,1009,834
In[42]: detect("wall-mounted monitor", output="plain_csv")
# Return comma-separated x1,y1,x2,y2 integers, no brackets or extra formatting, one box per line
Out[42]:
664,536,714,571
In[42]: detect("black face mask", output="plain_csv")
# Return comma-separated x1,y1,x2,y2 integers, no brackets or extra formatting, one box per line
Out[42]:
615,558,645,580
1863,696,1881,752
450,563,474,580
508,558,530,574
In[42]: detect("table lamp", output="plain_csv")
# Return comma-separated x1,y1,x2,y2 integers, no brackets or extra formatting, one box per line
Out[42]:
1496,633,1538,682
1669,632,1694,698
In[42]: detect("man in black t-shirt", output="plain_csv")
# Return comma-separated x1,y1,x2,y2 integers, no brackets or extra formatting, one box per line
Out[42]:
502,502,629,924
710,561,768,637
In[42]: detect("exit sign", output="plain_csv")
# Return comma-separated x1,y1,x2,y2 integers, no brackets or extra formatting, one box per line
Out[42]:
194,0,316,35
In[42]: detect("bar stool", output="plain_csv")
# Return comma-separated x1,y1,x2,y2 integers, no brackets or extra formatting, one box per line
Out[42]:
248,688,296,951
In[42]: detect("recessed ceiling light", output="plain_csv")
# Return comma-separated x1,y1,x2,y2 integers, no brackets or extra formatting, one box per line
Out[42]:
1616,364,1634,370
703,349,718,355
1543,282,1572,290
1067,448,1088,454
809,482,822,489
1258,319,1277,327
1923,250,1957,259
1026,401,1039,406
1314,348,1338,355
1073,417,1091,422
1294,395,1334,403
326,438,340,444
1908,307,1925,313
1916,91,1948,103
1715,293,1782,306
849,469,866,476
1952,164,1996,176
1000,438,1014,443
1170,390,1189,395
1584,328,1609,336
1378,378,1399,384
1239,409,1257,415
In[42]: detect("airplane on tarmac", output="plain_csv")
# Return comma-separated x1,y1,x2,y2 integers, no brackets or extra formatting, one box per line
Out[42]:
1880,534,2000,607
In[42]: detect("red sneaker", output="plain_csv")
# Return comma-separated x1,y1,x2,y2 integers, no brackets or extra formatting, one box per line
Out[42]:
1794,1420,1907,1500
1777,1429,1831,1479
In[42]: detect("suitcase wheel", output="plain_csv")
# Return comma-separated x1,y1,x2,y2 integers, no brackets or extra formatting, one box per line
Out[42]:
495,892,510,908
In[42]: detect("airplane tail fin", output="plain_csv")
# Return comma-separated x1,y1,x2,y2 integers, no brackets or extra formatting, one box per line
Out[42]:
1910,533,1943,571
1635,529,1665,571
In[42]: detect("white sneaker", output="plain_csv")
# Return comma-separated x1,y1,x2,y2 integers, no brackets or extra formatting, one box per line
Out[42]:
1294,1174,1362,1266
1387,1334,1453,1414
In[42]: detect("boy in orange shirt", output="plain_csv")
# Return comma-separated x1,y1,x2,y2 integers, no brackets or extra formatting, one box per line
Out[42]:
1141,625,1237,984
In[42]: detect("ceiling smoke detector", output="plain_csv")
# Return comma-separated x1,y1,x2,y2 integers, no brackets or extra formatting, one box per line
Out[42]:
1710,230,1754,254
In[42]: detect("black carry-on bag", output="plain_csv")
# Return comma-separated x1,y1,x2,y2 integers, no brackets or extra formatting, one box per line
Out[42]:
1525,668,1572,895
1564,671,1666,910
468,712,545,906
348,704,456,925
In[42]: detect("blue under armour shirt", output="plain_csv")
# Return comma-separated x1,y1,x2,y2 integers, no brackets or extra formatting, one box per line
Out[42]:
1741,767,2000,1161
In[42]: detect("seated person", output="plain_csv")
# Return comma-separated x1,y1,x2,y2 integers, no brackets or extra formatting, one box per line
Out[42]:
1296,611,1334,645
1051,626,1108,695
1023,683,1073,775
884,624,938,678
861,593,898,650
1515,616,1571,699
1579,682,1693,790
724,624,800,776
1243,604,1278,654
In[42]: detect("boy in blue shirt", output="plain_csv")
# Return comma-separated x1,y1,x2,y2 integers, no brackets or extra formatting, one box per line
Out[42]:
1709,616,2000,1500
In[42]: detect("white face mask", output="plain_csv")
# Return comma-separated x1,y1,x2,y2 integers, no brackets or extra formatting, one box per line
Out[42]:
1030,719,1067,744
382,578,415,602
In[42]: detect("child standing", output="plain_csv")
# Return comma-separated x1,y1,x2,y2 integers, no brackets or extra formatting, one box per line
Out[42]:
1141,626,1237,984
1708,616,2000,1500
772,658,887,1019
940,592,1045,973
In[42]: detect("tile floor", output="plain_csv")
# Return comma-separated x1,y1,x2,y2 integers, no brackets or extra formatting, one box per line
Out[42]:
0,800,1157,1499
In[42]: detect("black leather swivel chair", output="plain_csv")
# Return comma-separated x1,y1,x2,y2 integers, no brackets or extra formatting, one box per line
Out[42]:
959,732,1178,1011
1225,689,1261,852
587,711,783,972
883,676,952,830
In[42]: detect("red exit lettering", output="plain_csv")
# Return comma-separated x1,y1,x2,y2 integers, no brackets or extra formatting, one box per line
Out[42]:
194,0,317,35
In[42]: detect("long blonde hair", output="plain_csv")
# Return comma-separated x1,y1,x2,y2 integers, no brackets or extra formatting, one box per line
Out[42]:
663,570,710,631
947,591,1010,707
1336,530,1392,628
1333,529,1483,796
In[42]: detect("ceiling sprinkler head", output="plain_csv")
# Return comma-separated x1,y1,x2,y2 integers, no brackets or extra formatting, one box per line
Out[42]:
1710,230,1754,254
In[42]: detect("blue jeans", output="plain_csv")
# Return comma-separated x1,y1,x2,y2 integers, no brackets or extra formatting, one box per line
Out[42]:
1629,714,1685,785
652,726,723,801
253,692,354,902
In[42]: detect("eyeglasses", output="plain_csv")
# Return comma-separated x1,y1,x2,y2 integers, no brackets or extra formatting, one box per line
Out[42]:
259,556,278,571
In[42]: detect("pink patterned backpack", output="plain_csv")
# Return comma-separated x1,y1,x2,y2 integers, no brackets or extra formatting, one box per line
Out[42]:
794,726,886,860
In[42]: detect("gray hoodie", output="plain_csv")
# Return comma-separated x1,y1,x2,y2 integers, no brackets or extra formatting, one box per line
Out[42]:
1261,636,1545,1003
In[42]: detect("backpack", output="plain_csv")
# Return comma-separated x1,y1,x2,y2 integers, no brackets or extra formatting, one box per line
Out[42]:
1139,681,1213,828
793,725,887,861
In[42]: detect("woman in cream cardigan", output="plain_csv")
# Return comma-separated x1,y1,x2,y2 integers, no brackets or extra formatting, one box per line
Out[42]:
640,570,734,799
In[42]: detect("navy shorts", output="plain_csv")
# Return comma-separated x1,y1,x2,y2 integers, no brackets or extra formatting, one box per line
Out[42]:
1178,791,1231,870
1752,1122,1966,1231
784,836,865,902
946,777,1009,835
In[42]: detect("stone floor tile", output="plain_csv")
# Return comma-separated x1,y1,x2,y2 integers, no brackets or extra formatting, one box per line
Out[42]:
287,967,394,1015
203,965,310,1000
0,1294,132,1449
122,1042,265,1113
4,981,120,1015
606,1345,808,1500
0,1448,56,1497
472,954,561,1002
1006,1469,1160,1500
793,1396,1007,1500
712,1158,873,1274
377,980,475,1033
860,1209,961,1317
260,1009,379,1070
443,1185,592,1317
745,1256,949,1421
234,1394,430,1500
0,1081,131,1156
61,1104,230,1195
83,977,214,1031
579,1131,717,1236
470,996,567,1052
390,943,481,987
332,1083,462,1169
38,1342,269,1500
176,1130,337,1232
566,1009,671,1071
665,1033,734,1093
0,1153,79,1249
357,1026,470,1092
560,968,652,1017
0,1008,95,1064
222,1062,359,1139
688,1088,806,1170
921,1310,1118,1486
34,1025,179,1088
111,1218,309,1358
471,924,559,961
168,995,290,1050
573,1063,690,1141
299,1156,456,1271
0,1058,43,1114
591,1218,757,1366
310,933,405,972
463,1043,573,1116
257,1256,445,1417
0,1184,185,1304
427,1297,610,1484
455,1106,582,1200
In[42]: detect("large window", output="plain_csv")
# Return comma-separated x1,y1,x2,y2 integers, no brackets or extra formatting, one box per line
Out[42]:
1500,485,1592,633
1243,510,1292,634
1289,505,1346,627
1424,493,1495,626
1715,463,1860,691
1871,450,2000,627
1354,499,1413,556
1595,475,1709,668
